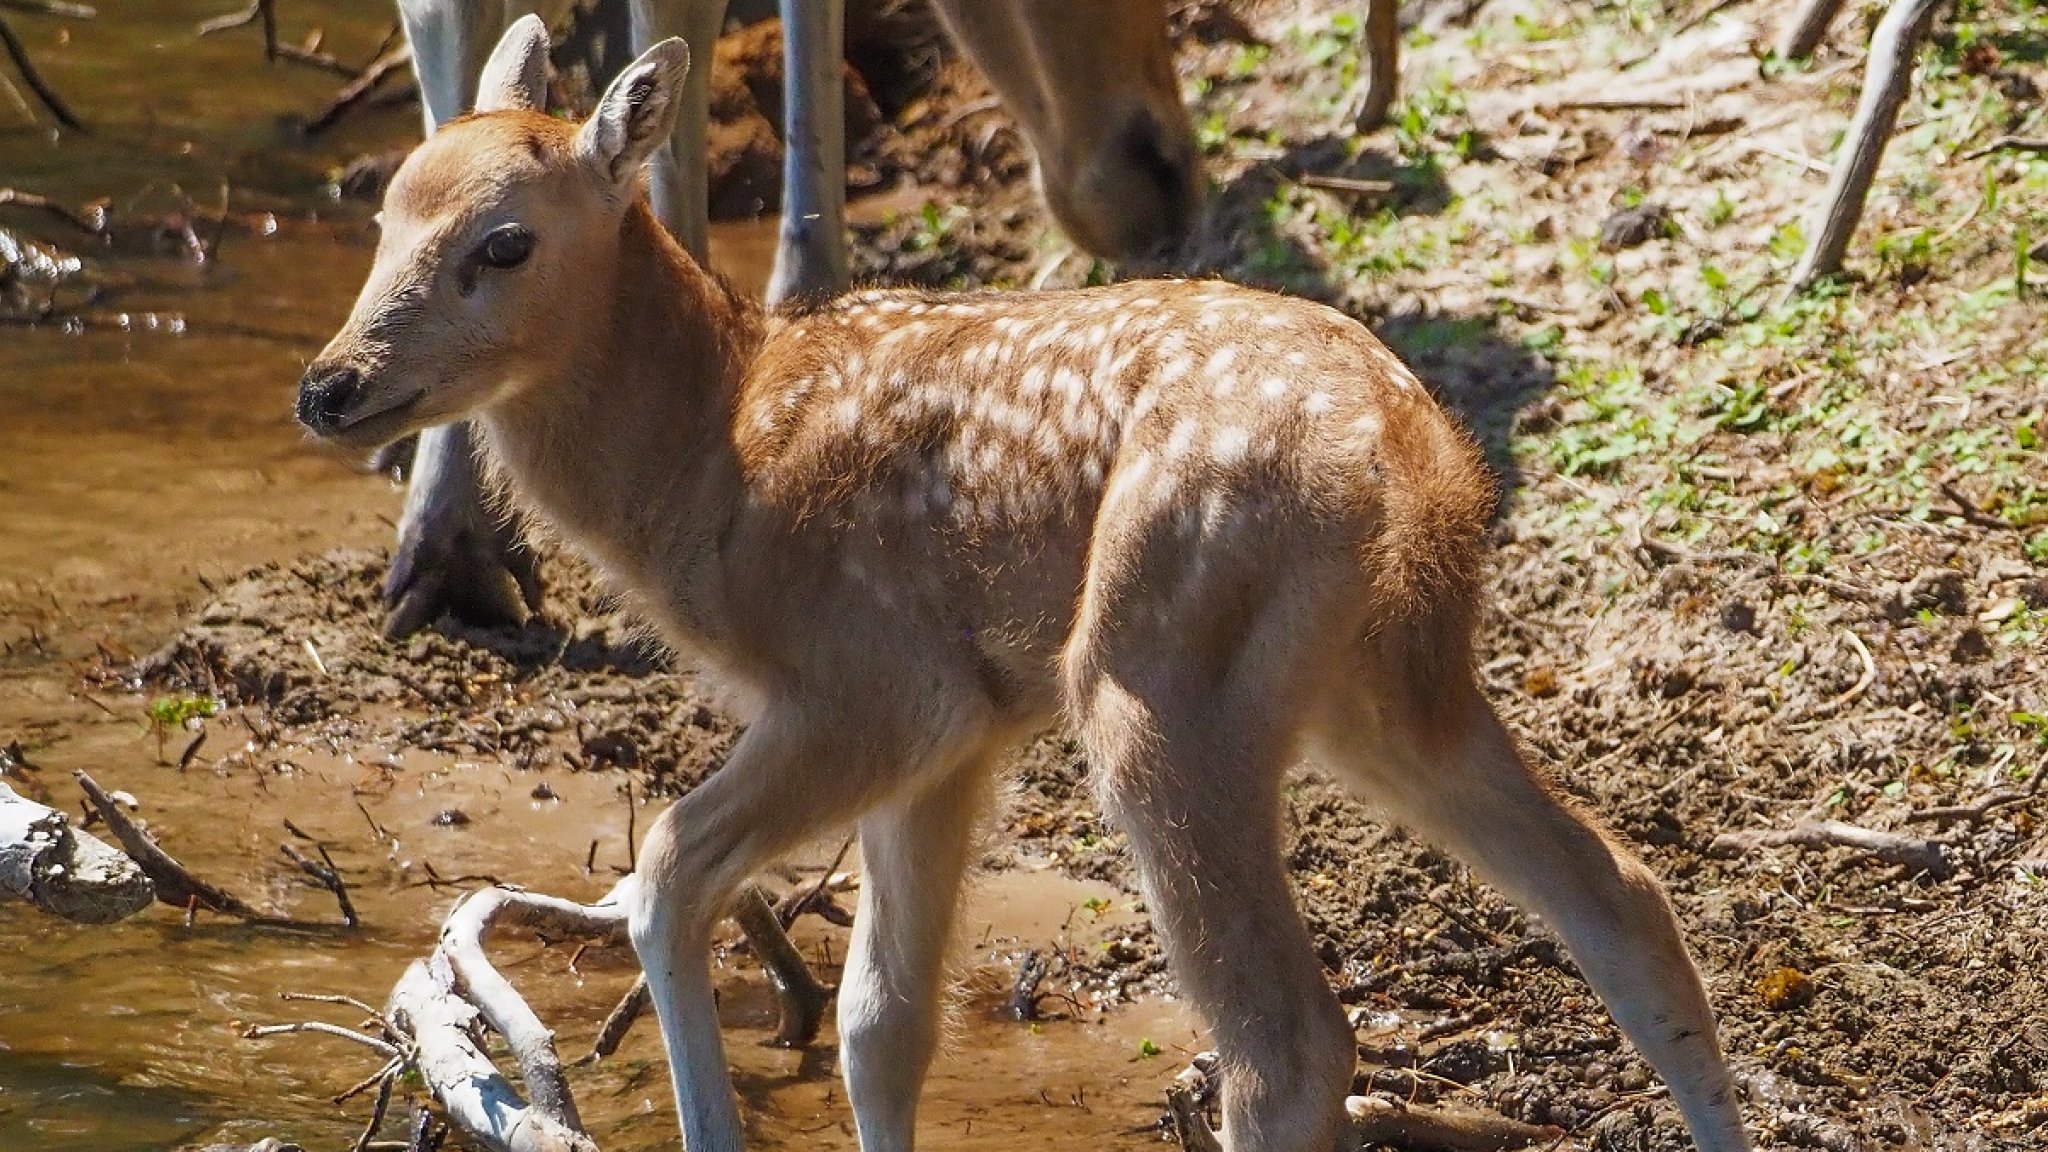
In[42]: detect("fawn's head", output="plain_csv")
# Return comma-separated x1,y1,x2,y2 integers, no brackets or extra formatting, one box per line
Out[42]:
297,18,690,450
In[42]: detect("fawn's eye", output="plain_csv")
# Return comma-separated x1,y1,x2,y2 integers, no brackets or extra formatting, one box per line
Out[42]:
479,225,535,270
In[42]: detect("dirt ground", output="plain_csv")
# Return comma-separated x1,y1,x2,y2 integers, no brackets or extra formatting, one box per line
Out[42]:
54,0,2048,1147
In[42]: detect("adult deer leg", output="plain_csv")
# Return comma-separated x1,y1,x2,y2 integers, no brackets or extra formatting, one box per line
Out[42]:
766,0,848,302
385,0,544,637
629,0,728,256
1355,0,1400,131
1316,672,1751,1152
839,752,996,1152
629,700,989,1152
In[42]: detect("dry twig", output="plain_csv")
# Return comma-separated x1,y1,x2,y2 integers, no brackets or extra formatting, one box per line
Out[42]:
1712,818,1951,876
0,9,84,130
303,44,413,136
75,770,273,921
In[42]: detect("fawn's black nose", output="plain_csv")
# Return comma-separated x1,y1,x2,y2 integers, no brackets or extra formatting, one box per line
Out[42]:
297,363,363,435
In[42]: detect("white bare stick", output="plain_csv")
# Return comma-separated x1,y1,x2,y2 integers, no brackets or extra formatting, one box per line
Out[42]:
438,885,631,1130
0,780,154,923
387,953,599,1152
1788,0,1941,291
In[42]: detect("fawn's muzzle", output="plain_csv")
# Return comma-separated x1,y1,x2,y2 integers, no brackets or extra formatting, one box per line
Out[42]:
297,363,364,436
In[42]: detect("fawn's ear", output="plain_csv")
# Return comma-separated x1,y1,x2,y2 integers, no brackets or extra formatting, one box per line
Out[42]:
576,37,691,190
475,14,550,114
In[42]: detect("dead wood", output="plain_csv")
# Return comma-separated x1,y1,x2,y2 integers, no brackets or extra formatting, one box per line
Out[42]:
0,9,83,130
1165,1055,1560,1152
281,841,359,927
302,44,413,137
1905,766,2045,826
734,881,832,1046
388,953,599,1152
584,972,648,1062
0,184,102,234
74,769,271,919
436,886,630,1131
1788,0,1941,291
1961,135,2048,160
1346,1093,1560,1150
1776,0,1849,60
1712,817,1951,876
0,1,95,19
0,778,153,922
196,0,275,59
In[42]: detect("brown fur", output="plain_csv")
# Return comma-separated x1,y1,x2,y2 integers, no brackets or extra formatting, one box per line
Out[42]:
302,66,1749,1152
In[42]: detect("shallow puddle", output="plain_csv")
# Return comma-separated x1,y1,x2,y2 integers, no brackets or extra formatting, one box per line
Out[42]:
1,5,1199,1149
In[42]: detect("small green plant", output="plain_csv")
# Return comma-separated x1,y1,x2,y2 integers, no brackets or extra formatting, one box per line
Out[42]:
1704,189,1737,228
146,694,218,760
1137,1038,1162,1058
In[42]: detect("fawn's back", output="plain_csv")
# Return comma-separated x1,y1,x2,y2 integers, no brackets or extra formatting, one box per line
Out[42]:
703,279,1495,718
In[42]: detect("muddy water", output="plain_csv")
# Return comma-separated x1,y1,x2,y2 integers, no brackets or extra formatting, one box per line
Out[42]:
0,7,1195,1149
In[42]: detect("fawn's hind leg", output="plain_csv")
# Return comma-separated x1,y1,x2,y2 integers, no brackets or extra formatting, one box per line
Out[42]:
1312,670,1750,1152
838,751,998,1152
1070,665,1354,1152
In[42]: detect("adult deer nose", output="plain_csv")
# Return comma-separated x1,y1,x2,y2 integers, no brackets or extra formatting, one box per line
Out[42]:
297,363,363,435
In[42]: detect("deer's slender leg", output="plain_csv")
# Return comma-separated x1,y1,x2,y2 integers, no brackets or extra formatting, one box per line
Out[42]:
385,0,544,637
839,750,996,1152
1066,556,1357,1152
766,0,847,303
1314,675,1750,1152
1356,0,1400,131
630,0,728,257
629,699,989,1152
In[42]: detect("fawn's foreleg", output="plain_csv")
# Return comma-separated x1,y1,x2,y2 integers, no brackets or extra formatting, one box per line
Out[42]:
838,752,999,1152
628,699,990,1151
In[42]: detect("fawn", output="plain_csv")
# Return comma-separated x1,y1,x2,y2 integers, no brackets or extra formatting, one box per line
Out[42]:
297,27,1750,1152
382,0,1196,639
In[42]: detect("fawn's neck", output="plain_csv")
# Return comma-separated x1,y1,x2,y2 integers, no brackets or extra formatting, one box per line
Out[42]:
478,199,767,623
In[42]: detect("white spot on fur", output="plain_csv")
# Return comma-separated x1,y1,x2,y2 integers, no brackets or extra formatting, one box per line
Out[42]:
1304,391,1333,415
1213,426,1250,462
1261,377,1289,399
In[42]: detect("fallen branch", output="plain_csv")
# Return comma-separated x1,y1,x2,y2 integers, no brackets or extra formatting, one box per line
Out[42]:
437,886,632,1130
1961,135,2048,161
1787,0,1941,291
1712,818,1951,876
732,881,833,1047
1,779,153,922
75,769,275,921
1164,1055,1560,1152
1904,767,2046,826
1775,0,1848,60
583,973,648,1063
0,9,84,130
302,44,412,137
1938,479,2020,532
0,1,96,19
196,0,275,59
281,841,360,927
1355,937,1572,995
1347,1093,1559,1150
389,952,598,1152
